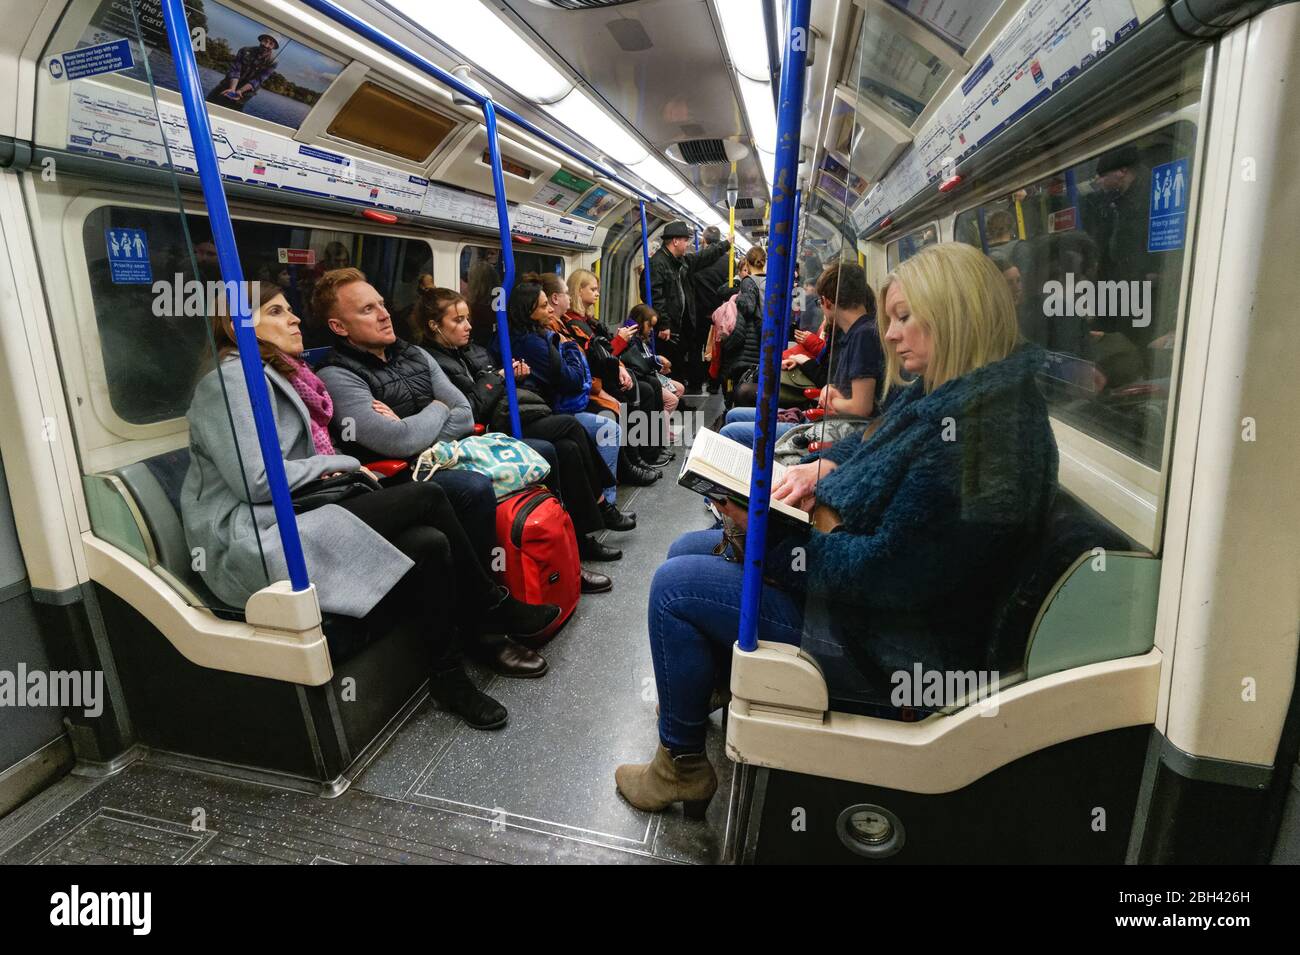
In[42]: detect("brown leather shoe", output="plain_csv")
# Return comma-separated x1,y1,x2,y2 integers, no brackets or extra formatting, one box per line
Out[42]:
473,638,548,679
581,569,613,593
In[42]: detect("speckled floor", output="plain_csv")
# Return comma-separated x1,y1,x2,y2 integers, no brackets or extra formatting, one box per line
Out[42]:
0,394,736,865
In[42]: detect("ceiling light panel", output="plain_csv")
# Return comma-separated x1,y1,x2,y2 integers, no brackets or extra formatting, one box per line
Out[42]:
387,0,573,103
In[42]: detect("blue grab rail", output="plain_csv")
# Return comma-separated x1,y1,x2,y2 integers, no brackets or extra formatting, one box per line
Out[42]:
298,0,701,228
639,201,654,307
786,188,802,321
738,0,812,653
484,100,522,439
159,0,310,592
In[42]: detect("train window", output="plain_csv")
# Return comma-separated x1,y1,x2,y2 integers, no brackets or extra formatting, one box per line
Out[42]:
458,245,564,345
80,206,432,423
954,122,1197,468
885,223,938,270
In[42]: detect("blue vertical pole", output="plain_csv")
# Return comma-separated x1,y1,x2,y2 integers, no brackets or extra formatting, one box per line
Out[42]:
159,0,309,592
738,0,811,653
484,100,522,439
639,201,653,306
639,200,656,356
785,188,801,335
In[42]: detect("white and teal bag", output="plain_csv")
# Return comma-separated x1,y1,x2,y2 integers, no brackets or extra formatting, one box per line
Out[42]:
412,434,551,500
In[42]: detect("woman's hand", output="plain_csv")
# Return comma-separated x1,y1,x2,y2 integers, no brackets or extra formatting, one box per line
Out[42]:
657,329,671,341
790,352,810,366
618,363,633,390
617,326,634,342
781,357,797,371
717,498,748,532
372,399,399,420
513,358,530,378
658,356,673,374
772,460,835,513
794,328,809,344
359,466,379,482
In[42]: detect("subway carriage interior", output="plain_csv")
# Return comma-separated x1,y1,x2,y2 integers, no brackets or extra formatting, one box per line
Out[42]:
0,0,1295,868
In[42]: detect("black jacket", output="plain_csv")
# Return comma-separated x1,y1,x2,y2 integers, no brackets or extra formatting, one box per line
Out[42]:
721,272,766,376
423,340,504,425
690,244,733,330
648,239,730,335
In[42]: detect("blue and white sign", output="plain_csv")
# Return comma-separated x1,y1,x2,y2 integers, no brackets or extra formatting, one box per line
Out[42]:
105,229,151,285
1148,157,1190,253
49,39,134,82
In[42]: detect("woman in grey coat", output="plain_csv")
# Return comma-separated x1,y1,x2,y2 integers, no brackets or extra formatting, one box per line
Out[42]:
182,283,559,729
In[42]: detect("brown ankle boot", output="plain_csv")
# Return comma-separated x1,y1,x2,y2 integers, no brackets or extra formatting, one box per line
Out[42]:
615,744,717,818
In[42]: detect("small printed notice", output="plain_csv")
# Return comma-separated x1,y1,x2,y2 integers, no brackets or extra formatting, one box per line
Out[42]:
106,228,151,284
1147,157,1189,253
49,39,135,81
278,248,316,265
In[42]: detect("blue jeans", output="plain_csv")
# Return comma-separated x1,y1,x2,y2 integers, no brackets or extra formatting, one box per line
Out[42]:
650,530,806,750
719,406,797,450
650,529,885,750
575,411,620,505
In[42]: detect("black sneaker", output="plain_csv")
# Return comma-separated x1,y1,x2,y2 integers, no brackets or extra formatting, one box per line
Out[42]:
429,667,507,730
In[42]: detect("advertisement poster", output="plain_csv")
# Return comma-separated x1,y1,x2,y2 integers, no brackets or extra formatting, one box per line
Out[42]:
82,0,344,130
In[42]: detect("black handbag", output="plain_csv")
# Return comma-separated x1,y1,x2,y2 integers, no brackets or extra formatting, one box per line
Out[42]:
490,387,552,433
290,471,380,513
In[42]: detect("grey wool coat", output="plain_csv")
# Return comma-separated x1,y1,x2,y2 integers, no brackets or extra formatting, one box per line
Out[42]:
181,356,413,618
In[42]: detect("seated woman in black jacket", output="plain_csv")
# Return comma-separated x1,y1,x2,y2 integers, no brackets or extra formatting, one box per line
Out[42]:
412,286,628,566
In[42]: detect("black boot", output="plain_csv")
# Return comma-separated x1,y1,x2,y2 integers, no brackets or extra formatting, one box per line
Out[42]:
645,447,675,467
479,587,561,639
599,500,636,531
579,535,622,561
580,568,613,593
429,666,507,730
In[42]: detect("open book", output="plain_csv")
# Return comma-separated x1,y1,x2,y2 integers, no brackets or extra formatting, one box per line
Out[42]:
678,428,810,525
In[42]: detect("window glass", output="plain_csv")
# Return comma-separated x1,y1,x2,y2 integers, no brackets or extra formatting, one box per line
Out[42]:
81,207,431,423
885,222,938,270
458,245,564,346
854,7,952,128
954,122,1196,467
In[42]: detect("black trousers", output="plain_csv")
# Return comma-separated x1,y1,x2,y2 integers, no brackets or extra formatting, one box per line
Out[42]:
338,482,501,666
680,317,707,390
520,413,609,536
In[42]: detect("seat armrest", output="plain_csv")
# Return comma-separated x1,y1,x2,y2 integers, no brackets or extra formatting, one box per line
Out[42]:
730,641,829,713
366,459,409,478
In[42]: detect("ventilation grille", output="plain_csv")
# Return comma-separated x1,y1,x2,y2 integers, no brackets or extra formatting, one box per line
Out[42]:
675,139,731,165
740,217,766,227
734,197,758,210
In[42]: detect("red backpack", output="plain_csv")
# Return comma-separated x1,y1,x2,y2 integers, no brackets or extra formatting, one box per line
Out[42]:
494,487,581,643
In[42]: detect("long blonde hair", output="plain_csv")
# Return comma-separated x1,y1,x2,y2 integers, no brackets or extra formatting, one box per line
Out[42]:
567,268,598,318
878,242,1020,394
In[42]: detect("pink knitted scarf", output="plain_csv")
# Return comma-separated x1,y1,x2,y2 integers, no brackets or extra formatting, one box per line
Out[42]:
283,356,337,456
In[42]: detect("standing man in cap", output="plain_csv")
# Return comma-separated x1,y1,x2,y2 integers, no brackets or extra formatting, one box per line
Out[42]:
648,221,730,392
209,33,281,112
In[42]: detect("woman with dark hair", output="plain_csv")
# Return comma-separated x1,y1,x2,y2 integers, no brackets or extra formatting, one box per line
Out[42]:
418,285,628,564
181,282,560,730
